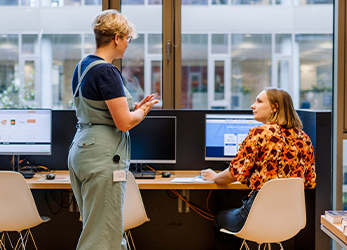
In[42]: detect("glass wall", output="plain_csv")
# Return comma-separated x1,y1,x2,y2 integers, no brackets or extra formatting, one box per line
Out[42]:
0,1,101,108
122,1,163,107
122,34,145,104
296,34,333,110
179,3,332,110
181,34,208,109
231,34,271,110
0,35,19,108
0,1,333,110
41,34,81,109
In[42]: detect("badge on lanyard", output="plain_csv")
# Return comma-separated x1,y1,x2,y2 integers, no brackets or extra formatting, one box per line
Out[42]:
113,155,126,182
113,170,126,182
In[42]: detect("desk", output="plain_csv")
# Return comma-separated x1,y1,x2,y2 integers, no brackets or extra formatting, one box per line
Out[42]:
25,170,249,190
27,170,249,214
321,215,347,249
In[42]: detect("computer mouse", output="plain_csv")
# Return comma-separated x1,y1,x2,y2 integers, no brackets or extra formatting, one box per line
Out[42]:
161,172,171,178
46,173,56,180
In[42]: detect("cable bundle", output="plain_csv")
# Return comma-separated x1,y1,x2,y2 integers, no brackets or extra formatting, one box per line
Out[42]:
170,189,215,221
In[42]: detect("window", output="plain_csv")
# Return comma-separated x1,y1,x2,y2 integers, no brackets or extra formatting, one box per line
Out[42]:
0,1,333,111
41,34,81,109
121,1,163,107
296,34,333,110
231,34,271,110
0,35,19,108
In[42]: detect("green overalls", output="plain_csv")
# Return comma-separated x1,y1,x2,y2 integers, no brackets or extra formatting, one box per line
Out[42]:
68,60,134,250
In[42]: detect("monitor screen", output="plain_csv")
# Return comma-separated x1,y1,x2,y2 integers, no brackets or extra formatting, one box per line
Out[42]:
129,116,176,164
0,109,52,155
205,114,263,161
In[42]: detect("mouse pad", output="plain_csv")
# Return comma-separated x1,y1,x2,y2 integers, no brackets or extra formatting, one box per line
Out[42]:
37,177,70,182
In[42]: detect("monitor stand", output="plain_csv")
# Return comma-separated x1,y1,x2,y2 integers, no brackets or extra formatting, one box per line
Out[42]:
130,164,155,179
12,155,35,179
12,155,20,172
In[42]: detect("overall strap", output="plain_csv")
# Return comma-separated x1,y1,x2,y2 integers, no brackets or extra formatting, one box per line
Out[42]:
73,59,108,98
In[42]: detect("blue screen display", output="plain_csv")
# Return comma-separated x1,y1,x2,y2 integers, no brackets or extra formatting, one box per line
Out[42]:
205,114,263,161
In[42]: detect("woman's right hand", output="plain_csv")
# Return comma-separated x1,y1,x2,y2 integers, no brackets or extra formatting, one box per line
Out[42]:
200,168,217,182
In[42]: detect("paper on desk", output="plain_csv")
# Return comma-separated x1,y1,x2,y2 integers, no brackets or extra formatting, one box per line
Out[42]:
170,176,214,183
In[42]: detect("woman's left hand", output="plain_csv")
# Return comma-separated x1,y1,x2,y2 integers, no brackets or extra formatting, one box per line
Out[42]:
134,95,155,111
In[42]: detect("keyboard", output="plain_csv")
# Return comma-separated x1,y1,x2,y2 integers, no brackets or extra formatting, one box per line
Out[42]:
131,171,155,179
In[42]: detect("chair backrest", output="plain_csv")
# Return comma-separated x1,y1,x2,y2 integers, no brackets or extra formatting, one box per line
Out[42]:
235,178,306,244
123,172,149,231
0,171,44,232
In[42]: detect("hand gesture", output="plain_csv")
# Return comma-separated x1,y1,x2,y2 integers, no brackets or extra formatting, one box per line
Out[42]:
138,95,159,116
134,94,155,111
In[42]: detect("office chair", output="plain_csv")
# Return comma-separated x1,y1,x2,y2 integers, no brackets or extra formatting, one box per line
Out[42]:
123,172,149,248
220,178,306,250
0,171,50,250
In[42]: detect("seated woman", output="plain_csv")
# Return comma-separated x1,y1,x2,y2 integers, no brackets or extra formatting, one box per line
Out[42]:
200,87,316,246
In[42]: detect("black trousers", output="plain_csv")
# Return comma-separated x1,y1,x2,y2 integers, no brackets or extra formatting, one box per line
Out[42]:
213,190,258,249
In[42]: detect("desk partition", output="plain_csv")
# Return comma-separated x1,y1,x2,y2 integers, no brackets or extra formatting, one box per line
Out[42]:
0,109,332,250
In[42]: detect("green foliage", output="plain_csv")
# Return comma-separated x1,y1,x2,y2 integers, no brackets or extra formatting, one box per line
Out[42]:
0,82,35,108
241,86,253,95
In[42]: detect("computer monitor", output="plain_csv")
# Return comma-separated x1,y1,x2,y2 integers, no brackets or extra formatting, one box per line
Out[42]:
205,114,263,161
129,116,176,164
0,109,52,170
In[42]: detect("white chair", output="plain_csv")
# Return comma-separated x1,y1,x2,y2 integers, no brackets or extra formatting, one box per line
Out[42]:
0,171,50,250
123,172,149,248
220,178,306,250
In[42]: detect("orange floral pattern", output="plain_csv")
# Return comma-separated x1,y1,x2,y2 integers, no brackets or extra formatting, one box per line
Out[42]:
229,124,316,190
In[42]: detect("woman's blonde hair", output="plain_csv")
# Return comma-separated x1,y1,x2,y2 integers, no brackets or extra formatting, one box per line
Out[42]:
265,87,303,129
92,9,138,48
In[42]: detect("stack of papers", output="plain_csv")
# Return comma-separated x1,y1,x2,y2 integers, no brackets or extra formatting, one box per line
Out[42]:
170,176,214,183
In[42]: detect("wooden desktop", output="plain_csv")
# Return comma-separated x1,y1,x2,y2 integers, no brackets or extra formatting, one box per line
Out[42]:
25,170,249,190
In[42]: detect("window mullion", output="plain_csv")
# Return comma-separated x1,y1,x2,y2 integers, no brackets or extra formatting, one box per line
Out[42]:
163,0,181,109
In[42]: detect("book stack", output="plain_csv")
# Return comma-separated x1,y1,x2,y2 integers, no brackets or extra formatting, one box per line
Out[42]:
325,211,347,224
325,211,347,235
342,217,347,235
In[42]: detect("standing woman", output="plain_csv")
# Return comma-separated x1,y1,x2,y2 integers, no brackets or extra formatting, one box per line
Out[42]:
201,87,316,247
68,10,158,250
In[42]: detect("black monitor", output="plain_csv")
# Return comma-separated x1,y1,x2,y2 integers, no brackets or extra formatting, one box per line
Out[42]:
205,114,262,161
129,116,176,164
0,109,52,170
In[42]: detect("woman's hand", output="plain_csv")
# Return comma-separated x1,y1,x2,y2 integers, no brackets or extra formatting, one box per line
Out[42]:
200,168,237,184
200,168,217,182
138,98,159,117
134,94,155,111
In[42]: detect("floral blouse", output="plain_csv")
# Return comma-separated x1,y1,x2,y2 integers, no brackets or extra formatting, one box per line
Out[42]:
229,123,316,190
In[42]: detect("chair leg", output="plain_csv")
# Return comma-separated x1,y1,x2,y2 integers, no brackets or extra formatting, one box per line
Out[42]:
277,242,284,250
0,232,5,250
19,232,25,250
124,230,137,250
14,232,26,250
14,235,21,250
258,243,270,250
240,239,251,250
27,229,38,250
124,230,130,250
5,232,14,249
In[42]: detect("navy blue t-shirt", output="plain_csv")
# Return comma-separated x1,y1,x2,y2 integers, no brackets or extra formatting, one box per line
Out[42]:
72,55,125,101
